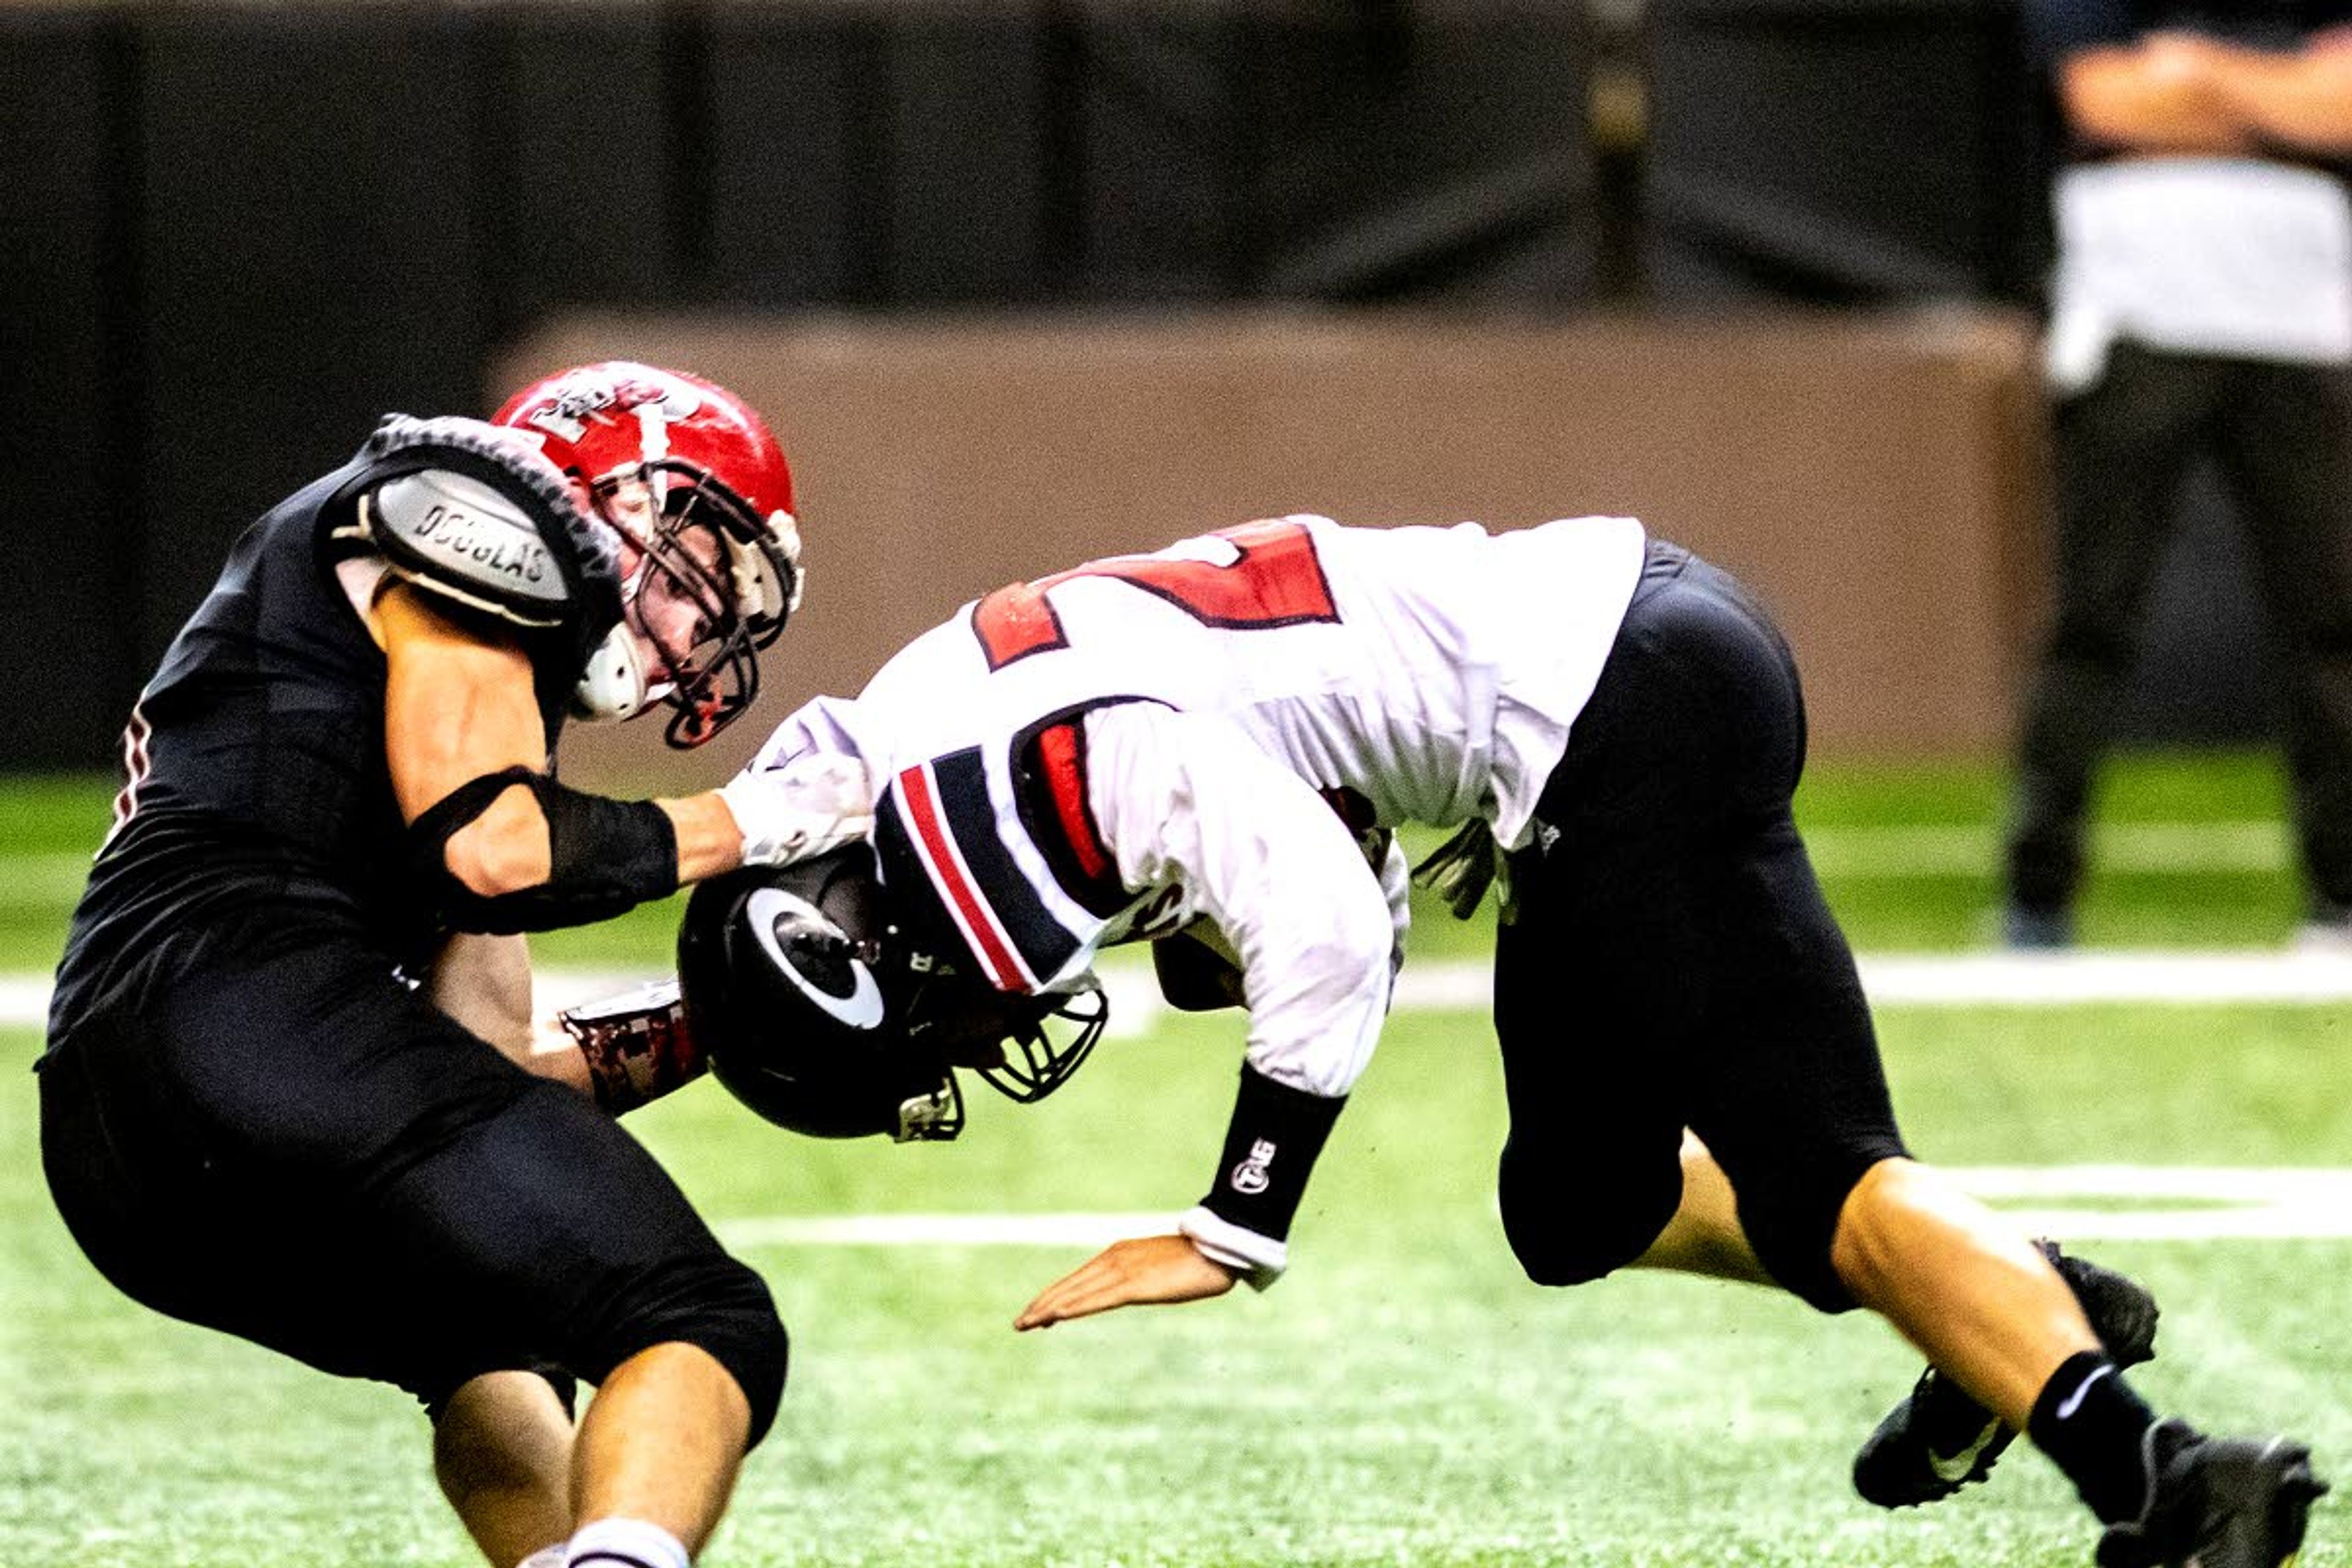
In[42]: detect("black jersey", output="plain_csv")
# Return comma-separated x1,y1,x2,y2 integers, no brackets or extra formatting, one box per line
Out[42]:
47,442,581,1049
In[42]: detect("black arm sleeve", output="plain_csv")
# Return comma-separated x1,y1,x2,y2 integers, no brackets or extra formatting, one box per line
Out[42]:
1197,1064,1346,1245
408,766,680,935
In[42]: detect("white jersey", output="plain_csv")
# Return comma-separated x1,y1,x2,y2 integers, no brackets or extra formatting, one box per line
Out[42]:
759,507,1640,1022
751,514,1644,1270
2046,158,2352,392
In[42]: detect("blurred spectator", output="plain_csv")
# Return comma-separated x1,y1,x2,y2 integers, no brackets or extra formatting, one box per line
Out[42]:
2002,0,2352,948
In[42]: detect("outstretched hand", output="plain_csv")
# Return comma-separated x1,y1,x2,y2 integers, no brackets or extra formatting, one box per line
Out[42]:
1014,1234,1238,1330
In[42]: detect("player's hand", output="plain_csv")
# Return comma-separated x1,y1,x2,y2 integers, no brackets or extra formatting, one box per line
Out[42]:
1014,1234,1239,1330
717,752,876,867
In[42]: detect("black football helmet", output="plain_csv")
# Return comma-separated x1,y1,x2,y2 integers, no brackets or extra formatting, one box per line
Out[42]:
677,843,1109,1141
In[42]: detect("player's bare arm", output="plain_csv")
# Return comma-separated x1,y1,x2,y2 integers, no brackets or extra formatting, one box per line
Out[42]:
381,582,553,888
2189,36,2352,153
2060,43,2258,154
380,583,818,897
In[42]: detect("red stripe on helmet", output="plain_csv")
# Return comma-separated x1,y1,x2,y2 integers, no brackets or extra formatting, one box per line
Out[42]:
896,761,1029,991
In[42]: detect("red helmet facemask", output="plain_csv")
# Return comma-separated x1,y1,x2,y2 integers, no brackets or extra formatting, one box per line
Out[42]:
494,361,802,747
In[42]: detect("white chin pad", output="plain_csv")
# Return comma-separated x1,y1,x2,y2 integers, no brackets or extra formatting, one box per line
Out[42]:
573,621,652,722
729,539,796,627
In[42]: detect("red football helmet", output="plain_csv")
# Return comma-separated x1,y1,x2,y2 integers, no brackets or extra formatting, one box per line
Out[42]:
494,361,802,747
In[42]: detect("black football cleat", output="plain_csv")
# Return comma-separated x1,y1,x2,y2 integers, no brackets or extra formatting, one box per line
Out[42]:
1853,1240,2162,1509
2096,1420,2329,1568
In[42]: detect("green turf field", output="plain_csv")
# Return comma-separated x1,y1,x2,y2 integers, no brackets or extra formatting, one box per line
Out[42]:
3,755,2346,1566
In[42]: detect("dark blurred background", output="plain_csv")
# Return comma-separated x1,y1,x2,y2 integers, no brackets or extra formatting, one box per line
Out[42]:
0,0,2271,772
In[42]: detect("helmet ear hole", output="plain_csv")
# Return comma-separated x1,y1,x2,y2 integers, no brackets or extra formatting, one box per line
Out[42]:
571,620,652,723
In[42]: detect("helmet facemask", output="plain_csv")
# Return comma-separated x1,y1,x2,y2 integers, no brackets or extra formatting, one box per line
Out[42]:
978,986,1109,1104
592,459,796,748
895,963,1109,1106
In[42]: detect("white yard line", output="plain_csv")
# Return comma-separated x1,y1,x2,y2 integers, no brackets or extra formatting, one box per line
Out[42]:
1102,950,2352,1029
722,1212,1182,1248
12,948,2352,1031
1851,950,2352,1005
715,1168,2352,1250
0,820,2300,910
1957,1166,2352,1242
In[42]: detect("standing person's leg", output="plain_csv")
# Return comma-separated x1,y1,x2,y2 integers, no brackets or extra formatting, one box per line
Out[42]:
2007,346,2214,941
2213,358,2352,932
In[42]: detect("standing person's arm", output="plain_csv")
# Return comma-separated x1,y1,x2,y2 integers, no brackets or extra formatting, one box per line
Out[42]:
2057,26,2352,157
2171,33,2352,153
2060,39,2260,154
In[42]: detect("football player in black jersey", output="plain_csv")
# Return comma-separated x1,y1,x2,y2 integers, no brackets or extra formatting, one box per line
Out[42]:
39,363,874,1568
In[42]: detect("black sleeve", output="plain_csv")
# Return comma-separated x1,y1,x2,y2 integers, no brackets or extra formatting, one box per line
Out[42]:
407,767,680,935
2024,0,2143,70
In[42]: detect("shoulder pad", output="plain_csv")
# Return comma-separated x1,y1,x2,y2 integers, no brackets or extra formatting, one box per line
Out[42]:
349,416,622,647
363,466,573,627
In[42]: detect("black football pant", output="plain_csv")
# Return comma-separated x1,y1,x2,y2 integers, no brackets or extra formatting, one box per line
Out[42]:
39,910,788,1436
2007,344,2352,916
1493,541,1907,1311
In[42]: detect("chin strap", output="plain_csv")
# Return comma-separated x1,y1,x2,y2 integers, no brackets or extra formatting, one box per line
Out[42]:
571,617,655,723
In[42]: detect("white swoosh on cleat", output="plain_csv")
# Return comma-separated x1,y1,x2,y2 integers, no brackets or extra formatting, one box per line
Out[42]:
1928,1423,2003,1483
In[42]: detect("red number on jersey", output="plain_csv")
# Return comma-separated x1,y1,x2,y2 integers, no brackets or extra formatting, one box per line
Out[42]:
969,518,1340,671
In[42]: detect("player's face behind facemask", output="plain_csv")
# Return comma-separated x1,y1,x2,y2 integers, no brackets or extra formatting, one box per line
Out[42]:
590,476,766,748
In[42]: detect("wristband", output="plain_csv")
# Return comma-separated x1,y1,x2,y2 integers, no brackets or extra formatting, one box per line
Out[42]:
1196,1063,1345,1259
557,977,706,1114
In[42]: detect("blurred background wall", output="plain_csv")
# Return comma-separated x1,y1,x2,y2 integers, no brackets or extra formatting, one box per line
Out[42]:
0,0,2275,775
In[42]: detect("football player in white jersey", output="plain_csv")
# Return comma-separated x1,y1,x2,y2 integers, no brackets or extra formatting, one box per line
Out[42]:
612,514,2321,1568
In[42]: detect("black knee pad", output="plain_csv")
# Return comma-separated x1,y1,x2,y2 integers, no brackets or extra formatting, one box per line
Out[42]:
1498,1139,1682,1287
585,1253,791,1448
1735,1140,1904,1314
